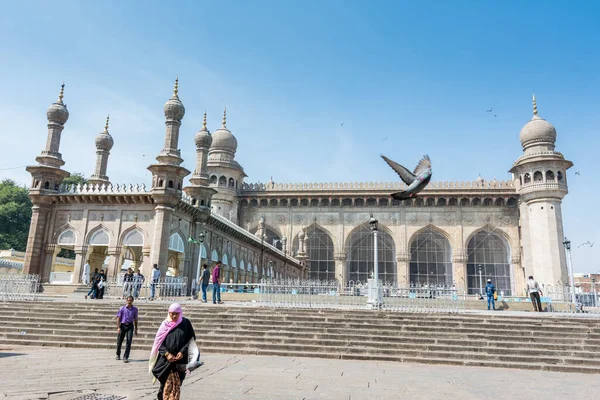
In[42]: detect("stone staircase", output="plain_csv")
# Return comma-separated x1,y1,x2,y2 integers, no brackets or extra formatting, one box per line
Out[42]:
2,301,600,374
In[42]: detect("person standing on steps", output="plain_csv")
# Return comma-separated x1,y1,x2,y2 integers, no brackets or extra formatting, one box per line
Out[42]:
151,264,161,301
527,276,544,312
81,259,90,285
116,295,138,363
199,264,210,303
485,279,496,310
85,267,99,299
212,261,223,304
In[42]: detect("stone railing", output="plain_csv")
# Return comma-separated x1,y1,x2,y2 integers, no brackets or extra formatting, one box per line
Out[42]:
210,211,300,264
0,259,24,270
241,180,514,192
519,182,567,192
513,150,567,164
59,183,149,194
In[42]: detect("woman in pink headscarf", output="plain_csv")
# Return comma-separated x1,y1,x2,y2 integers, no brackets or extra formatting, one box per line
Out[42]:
149,303,196,400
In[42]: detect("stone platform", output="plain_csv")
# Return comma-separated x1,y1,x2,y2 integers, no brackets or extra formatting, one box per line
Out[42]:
1,346,599,400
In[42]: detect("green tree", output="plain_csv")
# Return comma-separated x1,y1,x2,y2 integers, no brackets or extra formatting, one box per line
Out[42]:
0,179,32,251
62,172,87,186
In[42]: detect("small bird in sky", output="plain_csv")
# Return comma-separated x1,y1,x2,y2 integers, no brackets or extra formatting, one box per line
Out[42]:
494,114,498,117
486,108,493,113
382,136,388,140
578,241,594,248
340,122,344,126
575,171,580,175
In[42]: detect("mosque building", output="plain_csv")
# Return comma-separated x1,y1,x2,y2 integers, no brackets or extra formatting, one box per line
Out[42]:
22,81,572,296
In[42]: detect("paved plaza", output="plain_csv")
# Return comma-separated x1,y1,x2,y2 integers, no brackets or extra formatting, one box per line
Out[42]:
0,346,598,400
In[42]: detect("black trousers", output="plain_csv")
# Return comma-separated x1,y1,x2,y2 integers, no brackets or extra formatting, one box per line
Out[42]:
530,292,543,312
116,323,134,359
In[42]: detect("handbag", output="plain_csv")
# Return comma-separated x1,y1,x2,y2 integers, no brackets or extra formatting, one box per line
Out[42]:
176,339,204,372
493,292,498,301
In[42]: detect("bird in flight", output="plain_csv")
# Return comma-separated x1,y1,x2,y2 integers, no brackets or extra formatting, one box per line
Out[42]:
340,122,344,127
381,154,432,200
486,108,493,113
578,241,594,248
575,171,580,175
382,136,388,140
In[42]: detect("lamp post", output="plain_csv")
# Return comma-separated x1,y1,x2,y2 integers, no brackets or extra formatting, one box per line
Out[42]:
368,215,381,308
478,265,483,300
592,277,597,307
268,260,274,279
563,237,577,306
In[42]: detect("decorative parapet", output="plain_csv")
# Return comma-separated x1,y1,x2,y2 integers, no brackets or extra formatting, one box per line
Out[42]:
241,180,514,192
0,259,24,270
209,211,301,265
59,183,149,194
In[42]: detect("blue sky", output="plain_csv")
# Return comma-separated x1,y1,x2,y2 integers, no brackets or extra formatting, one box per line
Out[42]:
0,1,598,271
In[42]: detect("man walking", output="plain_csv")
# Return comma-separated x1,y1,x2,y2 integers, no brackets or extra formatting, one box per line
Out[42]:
212,261,223,304
116,295,138,363
199,264,210,303
485,279,496,310
85,267,99,299
150,264,161,300
527,276,543,312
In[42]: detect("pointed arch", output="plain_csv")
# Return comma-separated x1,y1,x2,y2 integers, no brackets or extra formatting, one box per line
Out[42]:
466,225,512,295
54,223,80,246
200,244,207,258
294,223,336,281
408,225,453,286
345,222,396,283
121,227,145,247
344,222,394,250
211,249,219,262
169,232,185,253
222,253,229,266
86,225,112,246
231,257,237,268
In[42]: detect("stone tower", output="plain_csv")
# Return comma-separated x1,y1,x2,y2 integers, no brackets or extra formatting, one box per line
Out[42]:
87,115,114,186
147,78,191,272
510,94,573,289
207,108,246,223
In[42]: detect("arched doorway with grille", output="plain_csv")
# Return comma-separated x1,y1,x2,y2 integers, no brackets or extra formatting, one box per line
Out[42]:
467,229,512,295
346,223,396,284
409,227,453,286
293,225,335,281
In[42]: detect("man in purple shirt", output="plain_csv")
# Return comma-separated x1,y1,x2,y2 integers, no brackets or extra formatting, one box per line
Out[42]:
115,296,138,363
212,261,223,304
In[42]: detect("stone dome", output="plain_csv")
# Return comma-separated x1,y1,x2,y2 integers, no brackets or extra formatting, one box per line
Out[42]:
95,131,114,151
211,126,237,154
164,95,185,121
195,128,212,148
46,102,69,125
519,115,556,148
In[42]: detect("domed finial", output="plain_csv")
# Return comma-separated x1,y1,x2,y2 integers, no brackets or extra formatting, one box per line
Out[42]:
202,110,207,130
532,93,538,117
173,75,179,97
57,83,65,104
222,106,227,128
104,114,110,132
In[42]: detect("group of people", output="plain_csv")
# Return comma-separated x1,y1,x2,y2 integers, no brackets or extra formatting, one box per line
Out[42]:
196,261,224,304
115,298,198,400
122,267,146,299
484,275,545,312
83,263,107,299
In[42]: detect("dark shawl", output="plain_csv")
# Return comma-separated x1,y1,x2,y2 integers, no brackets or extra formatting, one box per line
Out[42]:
151,317,196,383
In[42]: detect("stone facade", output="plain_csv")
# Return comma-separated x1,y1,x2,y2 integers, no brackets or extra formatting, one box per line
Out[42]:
22,84,571,296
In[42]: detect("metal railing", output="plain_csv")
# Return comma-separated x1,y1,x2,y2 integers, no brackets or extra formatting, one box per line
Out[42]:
257,279,466,313
540,284,600,314
0,274,39,301
103,276,189,302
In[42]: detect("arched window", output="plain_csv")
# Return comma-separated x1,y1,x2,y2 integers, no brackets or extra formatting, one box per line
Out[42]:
311,199,319,207
321,199,330,206
507,197,517,207
347,225,396,283
495,198,505,207
533,171,543,182
250,199,258,207
437,198,447,207
523,173,531,184
240,199,249,207
426,198,435,207
366,198,377,206
159,179,164,187
265,228,282,250
379,198,389,206
270,199,278,207
57,229,77,246
168,180,174,188
168,233,185,253
355,198,364,207
472,198,481,206
557,171,563,181
89,229,110,246
519,176,522,186
222,253,229,266
331,199,340,206
467,230,511,295
449,198,458,206
342,198,352,207
218,176,227,186
409,230,452,286
290,199,299,207
300,199,309,206
210,175,217,184
298,226,335,281
123,230,144,246
415,198,424,207
44,181,50,189
229,178,235,187
260,199,268,207
280,199,288,207
483,198,493,206
211,250,219,262
460,198,470,206
546,171,555,181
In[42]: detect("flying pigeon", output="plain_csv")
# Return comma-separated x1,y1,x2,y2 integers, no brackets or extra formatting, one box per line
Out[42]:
381,154,432,200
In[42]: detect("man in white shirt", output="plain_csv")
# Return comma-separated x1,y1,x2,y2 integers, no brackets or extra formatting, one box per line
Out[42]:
526,276,543,312
81,260,90,285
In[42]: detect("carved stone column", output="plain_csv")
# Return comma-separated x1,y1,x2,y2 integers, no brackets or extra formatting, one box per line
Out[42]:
334,252,347,283
141,247,152,277
107,246,122,278
23,205,51,277
512,254,526,297
396,251,410,286
150,205,173,275
452,249,468,291
72,245,89,284
43,244,58,283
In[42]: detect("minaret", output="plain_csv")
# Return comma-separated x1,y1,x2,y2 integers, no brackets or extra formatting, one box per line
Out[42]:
206,107,247,224
88,115,114,186
509,94,573,289
147,78,192,275
24,84,73,277
183,111,217,208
